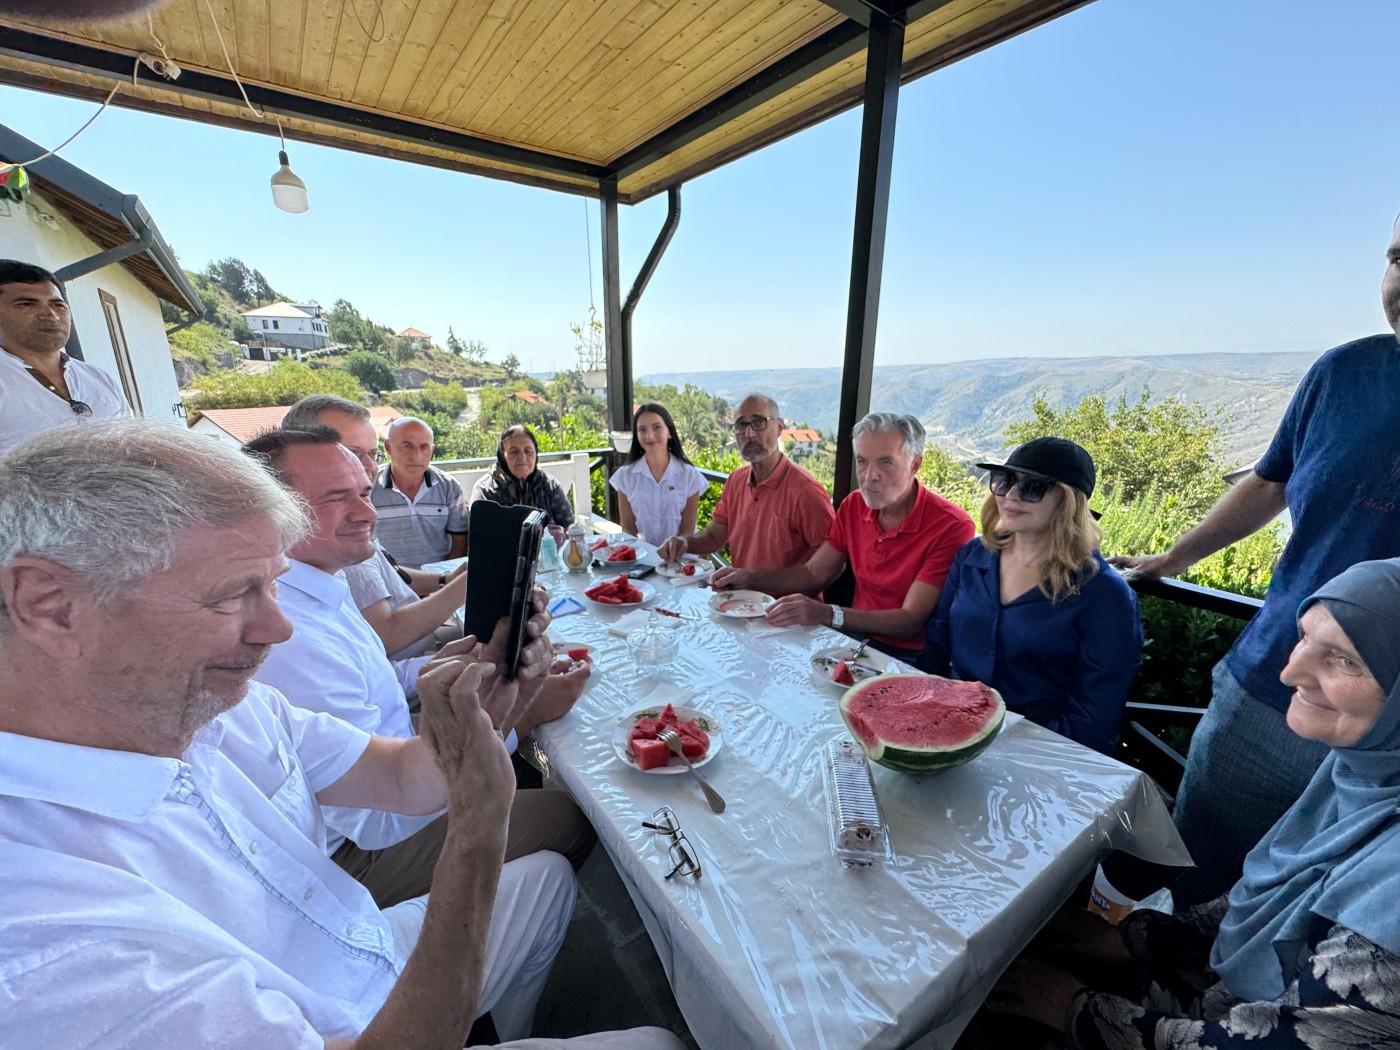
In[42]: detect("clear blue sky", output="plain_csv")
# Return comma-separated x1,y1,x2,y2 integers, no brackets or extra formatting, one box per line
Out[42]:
1,0,1397,376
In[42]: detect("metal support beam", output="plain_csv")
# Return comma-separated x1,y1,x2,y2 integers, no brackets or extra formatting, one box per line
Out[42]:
832,14,905,503
599,177,627,518
620,186,682,380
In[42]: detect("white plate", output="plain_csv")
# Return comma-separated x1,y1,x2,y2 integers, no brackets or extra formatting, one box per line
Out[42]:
708,589,774,619
656,556,713,581
593,539,655,568
613,705,724,774
809,645,889,691
582,578,656,611
552,640,597,666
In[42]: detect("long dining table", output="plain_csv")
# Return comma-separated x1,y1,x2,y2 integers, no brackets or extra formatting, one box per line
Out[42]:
526,548,1191,1050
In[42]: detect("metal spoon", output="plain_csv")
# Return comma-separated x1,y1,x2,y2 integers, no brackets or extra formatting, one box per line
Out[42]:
658,728,726,812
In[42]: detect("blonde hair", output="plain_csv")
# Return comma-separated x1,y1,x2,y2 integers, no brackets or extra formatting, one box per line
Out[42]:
979,483,1102,601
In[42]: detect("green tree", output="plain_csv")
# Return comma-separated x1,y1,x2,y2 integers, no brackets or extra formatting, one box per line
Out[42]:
917,446,984,512
325,299,391,355
185,360,365,410
501,353,522,379
168,321,232,371
633,382,731,452
446,327,466,357
1004,389,1227,520
342,351,397,395
205,257,284,307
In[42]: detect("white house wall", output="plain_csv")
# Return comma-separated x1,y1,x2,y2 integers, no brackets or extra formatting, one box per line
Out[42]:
0,192,183,424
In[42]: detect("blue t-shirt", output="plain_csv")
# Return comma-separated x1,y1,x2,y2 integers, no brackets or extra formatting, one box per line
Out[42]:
1227,334,1400,710
916,539,1143,755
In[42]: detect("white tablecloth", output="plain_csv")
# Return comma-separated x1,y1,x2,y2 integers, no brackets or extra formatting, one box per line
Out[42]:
529,565,1190,1050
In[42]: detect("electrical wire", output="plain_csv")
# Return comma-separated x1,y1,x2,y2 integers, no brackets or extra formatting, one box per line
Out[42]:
347,0,386,43
0,57,136,177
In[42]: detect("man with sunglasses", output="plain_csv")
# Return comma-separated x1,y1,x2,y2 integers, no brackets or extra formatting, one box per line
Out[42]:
1112,211,1400,905
0,259,133,455
657,392,834,574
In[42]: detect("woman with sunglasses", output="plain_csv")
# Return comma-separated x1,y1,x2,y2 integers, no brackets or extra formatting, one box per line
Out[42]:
608,403,708,544
916,437,1142,754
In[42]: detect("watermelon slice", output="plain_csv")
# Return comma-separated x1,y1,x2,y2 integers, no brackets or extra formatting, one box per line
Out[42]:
567,647,591,662
838,674,1005,774
659,703,680,727
830,659,857,686
630,737,672,771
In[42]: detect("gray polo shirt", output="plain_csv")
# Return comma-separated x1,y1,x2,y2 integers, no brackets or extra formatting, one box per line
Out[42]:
369,465,468,569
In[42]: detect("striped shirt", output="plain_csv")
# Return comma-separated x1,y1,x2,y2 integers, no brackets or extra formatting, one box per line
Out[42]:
370,465,468,569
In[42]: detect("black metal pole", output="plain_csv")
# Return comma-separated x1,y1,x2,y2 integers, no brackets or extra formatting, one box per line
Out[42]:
600,176,628,521
832,13,905,504
621,186,682,381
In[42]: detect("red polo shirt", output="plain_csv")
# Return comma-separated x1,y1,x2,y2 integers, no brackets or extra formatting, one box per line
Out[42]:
712,455,834,571
826,483,975,650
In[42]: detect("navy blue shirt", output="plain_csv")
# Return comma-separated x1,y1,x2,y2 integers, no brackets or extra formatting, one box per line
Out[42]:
916,540,1143,754
1227,334,1400,711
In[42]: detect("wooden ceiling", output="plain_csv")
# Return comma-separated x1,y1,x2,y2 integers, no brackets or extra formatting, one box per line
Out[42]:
0,0,1090,203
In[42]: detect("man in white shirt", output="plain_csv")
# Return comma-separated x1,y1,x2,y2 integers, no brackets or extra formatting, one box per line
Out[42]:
0,420,678,1050
282,394,467,664
0,259,133,454
245,427,595,908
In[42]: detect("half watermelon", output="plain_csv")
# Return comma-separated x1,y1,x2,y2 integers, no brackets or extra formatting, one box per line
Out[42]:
838,673,1005,774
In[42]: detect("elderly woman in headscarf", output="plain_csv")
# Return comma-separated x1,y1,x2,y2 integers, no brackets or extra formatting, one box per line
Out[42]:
469,425,574,529
987,557,1400,1048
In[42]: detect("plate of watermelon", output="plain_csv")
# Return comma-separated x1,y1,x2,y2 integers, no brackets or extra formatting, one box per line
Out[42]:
593,539,654,567
582,576,655,609
552,640,596,666
656,556,712,581
614,702,723,774
810,645,889,690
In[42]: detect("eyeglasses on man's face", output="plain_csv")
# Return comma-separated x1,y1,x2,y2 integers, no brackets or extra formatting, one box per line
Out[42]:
642,806,702,879
987,468,1053,503
731,416,776,435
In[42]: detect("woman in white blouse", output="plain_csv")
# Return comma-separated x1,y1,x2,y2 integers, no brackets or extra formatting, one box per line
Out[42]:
608,402,708,543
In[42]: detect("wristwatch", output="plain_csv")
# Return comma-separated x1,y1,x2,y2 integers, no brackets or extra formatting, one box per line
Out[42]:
437,573,448,588
829,604,844,629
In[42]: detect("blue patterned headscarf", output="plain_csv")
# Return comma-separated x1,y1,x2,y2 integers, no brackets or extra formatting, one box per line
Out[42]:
1211,557,1400,1001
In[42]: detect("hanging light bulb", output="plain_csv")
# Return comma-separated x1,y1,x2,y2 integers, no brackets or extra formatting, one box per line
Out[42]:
269,119,308,213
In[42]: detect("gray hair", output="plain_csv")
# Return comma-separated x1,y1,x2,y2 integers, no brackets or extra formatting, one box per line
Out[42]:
852,412,925,462
0,421,308,618
282,393,369,432
737,392,781,420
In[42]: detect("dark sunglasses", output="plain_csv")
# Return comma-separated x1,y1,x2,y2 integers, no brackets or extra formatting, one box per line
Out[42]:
987,468,1052,503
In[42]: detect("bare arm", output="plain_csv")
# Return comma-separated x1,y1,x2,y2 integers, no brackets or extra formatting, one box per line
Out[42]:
678,492,701,539
1109,472,1287,580
712,542,845,597
764,578,941,637
358,574,467,655
658,519,729,562
403,562,465,597
325,657,515,1050
447,533,469,559
616,491,638,536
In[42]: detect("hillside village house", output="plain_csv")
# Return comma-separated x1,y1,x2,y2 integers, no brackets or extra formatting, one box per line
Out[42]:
781,428,821,456
0,123,199,424
398,326,432,350
240,301,331,357
189,403,403,447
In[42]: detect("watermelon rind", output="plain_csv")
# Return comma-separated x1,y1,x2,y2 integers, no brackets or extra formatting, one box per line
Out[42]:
838,673,1005,774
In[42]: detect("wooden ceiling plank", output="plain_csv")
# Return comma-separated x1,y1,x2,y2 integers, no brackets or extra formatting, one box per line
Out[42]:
432,0,575,128
146,1,214,74
563,1,839,159
392,0,501,120
502,0,722,149
298,0,348,95
461,0,649,138
372,0,459,111
324,0,379,101
268,0,308,87
352,0,419,103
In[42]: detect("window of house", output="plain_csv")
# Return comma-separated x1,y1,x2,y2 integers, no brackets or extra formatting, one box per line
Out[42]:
97,289,143,415
272,320,280,329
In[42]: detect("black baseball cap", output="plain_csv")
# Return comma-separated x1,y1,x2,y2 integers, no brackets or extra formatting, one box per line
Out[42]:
976,437,1096,498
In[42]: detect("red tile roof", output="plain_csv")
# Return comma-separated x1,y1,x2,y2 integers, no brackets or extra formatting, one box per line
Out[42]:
190,405,402,443
512,390,546,403
782,428,821,443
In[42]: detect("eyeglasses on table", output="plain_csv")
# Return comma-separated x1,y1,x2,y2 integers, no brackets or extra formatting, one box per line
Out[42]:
642,805,702,880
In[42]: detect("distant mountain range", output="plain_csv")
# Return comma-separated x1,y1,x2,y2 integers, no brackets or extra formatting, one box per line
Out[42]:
640,351,1325,468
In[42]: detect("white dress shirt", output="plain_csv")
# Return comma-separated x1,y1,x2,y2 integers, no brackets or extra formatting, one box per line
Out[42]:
607,456,708,543
0,683,396,1046
0,347,134,455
